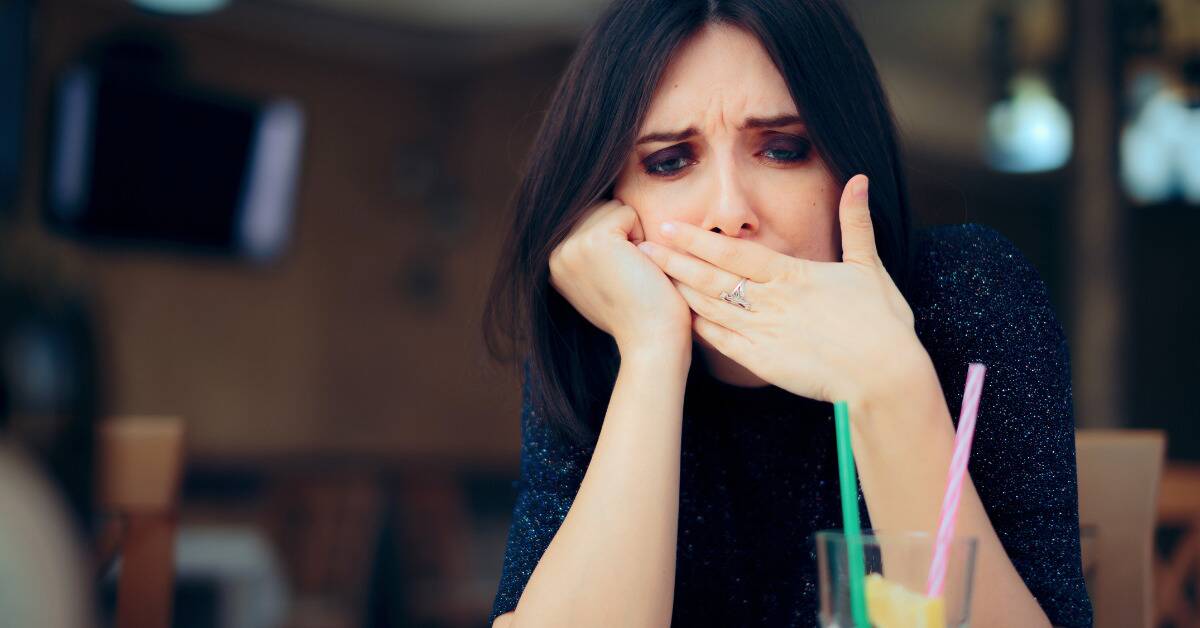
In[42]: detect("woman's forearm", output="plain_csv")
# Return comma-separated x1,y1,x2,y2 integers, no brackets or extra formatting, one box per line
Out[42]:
850,351,1050,628
508,347,690,628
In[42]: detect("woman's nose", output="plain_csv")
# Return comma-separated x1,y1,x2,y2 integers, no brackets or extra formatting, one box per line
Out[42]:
701,161,759,237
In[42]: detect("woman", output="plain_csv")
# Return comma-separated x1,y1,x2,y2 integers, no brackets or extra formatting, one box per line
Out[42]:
483,1,1092,626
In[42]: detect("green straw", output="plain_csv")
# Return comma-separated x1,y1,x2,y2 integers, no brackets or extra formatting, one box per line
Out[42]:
834,401,870,627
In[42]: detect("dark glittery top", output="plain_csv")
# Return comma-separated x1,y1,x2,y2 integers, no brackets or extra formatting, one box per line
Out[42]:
489,224,1093,627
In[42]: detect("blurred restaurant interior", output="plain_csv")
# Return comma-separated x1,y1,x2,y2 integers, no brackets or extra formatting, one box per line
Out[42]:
0,0,1198,626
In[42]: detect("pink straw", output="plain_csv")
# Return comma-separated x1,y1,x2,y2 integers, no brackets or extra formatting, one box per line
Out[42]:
926,363,987,598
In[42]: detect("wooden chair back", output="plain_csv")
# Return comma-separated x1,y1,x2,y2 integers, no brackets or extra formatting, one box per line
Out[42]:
97,416,186,628
1076,429,1165,628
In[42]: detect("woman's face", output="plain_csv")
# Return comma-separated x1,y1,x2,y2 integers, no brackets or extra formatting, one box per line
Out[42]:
613,23,841,260
612,23,842,384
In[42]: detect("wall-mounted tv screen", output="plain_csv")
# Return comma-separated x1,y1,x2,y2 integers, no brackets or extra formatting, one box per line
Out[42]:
45,66,305,262
0,0,31,215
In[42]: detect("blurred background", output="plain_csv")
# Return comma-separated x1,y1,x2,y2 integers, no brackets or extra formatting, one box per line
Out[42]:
0,0,1197,627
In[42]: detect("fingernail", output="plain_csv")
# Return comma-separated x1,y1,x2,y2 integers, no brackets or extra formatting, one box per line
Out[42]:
661,222,677,237
854,177,869,200
638,241,658,255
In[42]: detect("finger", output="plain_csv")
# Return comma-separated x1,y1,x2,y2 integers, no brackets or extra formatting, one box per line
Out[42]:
609,202,645,243
838,174,880,266
675,282,755,329
638,241,742,298
692,315,753,365
658,221,781,283
614,199,647,244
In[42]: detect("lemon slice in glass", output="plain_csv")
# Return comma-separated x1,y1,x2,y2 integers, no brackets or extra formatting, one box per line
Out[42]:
864,574,946,628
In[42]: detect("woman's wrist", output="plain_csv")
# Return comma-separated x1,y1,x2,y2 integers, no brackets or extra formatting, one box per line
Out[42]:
851,339,952,451
619,336,696,372
848,342,958,535
618,339,692,375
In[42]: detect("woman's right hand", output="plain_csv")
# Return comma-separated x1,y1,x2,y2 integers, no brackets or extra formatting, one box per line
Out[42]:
549,199,692,356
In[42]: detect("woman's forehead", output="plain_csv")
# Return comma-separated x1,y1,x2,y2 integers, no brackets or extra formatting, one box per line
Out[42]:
640,24,798,134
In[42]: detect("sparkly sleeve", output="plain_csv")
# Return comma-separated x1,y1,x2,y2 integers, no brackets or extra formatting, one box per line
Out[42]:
488,362,593,623
913,224,1093,627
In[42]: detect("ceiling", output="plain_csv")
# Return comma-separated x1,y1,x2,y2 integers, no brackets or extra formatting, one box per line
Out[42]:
279,0,611,32
234,0,1084,164
259,0,1011,160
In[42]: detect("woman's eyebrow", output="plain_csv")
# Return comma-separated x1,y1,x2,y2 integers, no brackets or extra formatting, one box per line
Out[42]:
635,113,805,145
636,127,698,145
741,113,804,130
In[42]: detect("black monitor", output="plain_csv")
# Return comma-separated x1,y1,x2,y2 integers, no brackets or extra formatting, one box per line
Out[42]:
44,65,305,261
0,0,31,215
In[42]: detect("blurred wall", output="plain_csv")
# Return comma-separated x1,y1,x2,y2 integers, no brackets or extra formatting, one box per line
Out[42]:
11,0,575,466
10,0,1197,466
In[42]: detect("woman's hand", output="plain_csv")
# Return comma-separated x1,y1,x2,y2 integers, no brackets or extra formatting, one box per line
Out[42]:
549,198,693,357
636,175,924,410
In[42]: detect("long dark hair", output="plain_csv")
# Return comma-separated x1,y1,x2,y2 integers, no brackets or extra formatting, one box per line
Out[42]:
483,0,913,446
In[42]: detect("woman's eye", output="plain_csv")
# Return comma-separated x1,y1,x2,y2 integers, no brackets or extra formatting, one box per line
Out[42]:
646,157,692,175
761,137,812,163
642,146,695,177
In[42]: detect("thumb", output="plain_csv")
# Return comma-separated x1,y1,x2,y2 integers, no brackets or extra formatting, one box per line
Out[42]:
629,214,645,244
614,199,646,244
838,174,879,265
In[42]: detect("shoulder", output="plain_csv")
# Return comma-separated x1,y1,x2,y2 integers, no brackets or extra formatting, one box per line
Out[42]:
908,223,1067,367
909,223,1049,309
907,223,1060,345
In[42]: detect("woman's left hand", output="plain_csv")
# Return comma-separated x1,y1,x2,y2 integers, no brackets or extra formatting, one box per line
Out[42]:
636,174,925,410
